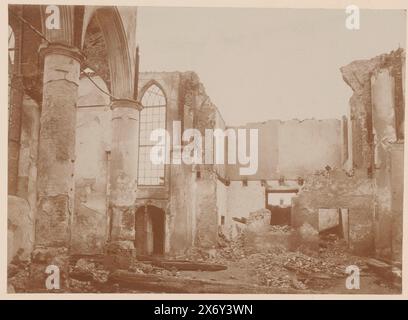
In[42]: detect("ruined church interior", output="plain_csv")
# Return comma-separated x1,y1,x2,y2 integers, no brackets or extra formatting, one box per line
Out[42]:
7,5,405,293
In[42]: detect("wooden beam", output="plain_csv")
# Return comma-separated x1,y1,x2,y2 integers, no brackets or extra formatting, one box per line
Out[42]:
151,261,227,271
108,270,311,294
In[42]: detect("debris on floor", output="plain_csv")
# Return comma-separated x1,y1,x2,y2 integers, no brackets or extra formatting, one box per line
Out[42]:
7,230,400,294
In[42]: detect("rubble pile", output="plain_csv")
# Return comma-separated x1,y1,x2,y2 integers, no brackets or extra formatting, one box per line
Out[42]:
269,225,293,234
7,227,397,294
8,259,30,292
68,257,175,292
68,257,110,292
246,246,296,289
70,258,109,281
209,228,368,290
215,224,292,262
6,231,380,293
243,246,363,289
181,246,214,262
215,233,247,262
129,261,174,277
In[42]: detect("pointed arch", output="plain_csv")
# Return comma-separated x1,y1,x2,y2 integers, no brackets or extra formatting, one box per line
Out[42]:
139,80,168,104
82,12,111,91
141,82,167,107
8,25,15,66
82,6,134,99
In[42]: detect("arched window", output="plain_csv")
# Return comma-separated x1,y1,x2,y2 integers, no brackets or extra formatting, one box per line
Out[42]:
8,25,16,125
8,25,15,66
138,84,166,186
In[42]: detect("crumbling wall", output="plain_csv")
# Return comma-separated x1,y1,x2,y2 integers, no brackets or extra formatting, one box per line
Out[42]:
8,195,34,263
72,77,111,254
193,169,218,248
292,169,374,255
341,49,405,261
168,162,195,254
216,179,228,227
227,119,342,180
227,181,265,219
16,97,39,199
189,72,219,249
370,54,405,261
72,108,111,253
166,71,228,250
390,143,403,263
341,56,377,174
213,105,229,233
8,95,39,265
340,49,404,174
16,96,40,223
278,119,342,177
214,103,229,239
371,66,397,260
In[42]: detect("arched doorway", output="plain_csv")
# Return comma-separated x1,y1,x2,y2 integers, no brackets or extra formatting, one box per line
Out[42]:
135,205,165,256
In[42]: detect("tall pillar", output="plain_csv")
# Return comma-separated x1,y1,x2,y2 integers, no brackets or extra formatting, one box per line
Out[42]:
108,99,141,255
371,67,397,259
8,9,24,195
35,43,83,248
8,75,24,195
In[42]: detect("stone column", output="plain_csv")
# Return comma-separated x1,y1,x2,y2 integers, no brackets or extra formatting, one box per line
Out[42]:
371,67,397,259
8,75,24,195
8,10,23,196
107,99,141,255
35,43,83,248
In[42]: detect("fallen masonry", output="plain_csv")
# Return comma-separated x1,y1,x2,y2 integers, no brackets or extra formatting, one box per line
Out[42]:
7,222,401,293
108,270,312,294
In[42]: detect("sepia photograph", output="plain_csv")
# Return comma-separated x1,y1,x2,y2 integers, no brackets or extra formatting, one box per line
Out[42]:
5,1,406,295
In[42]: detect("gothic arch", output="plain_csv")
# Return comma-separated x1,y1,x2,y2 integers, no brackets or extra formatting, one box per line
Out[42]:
81,6,134,99
139,80,168,104
9,5,135,101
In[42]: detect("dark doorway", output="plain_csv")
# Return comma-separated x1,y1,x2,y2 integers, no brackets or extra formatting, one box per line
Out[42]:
266,191,297,226
150,206,165,255
269,206,291,225
135,205,165,256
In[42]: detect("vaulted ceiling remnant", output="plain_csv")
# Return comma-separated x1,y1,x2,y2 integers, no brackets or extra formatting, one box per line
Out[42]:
82,13,111,91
